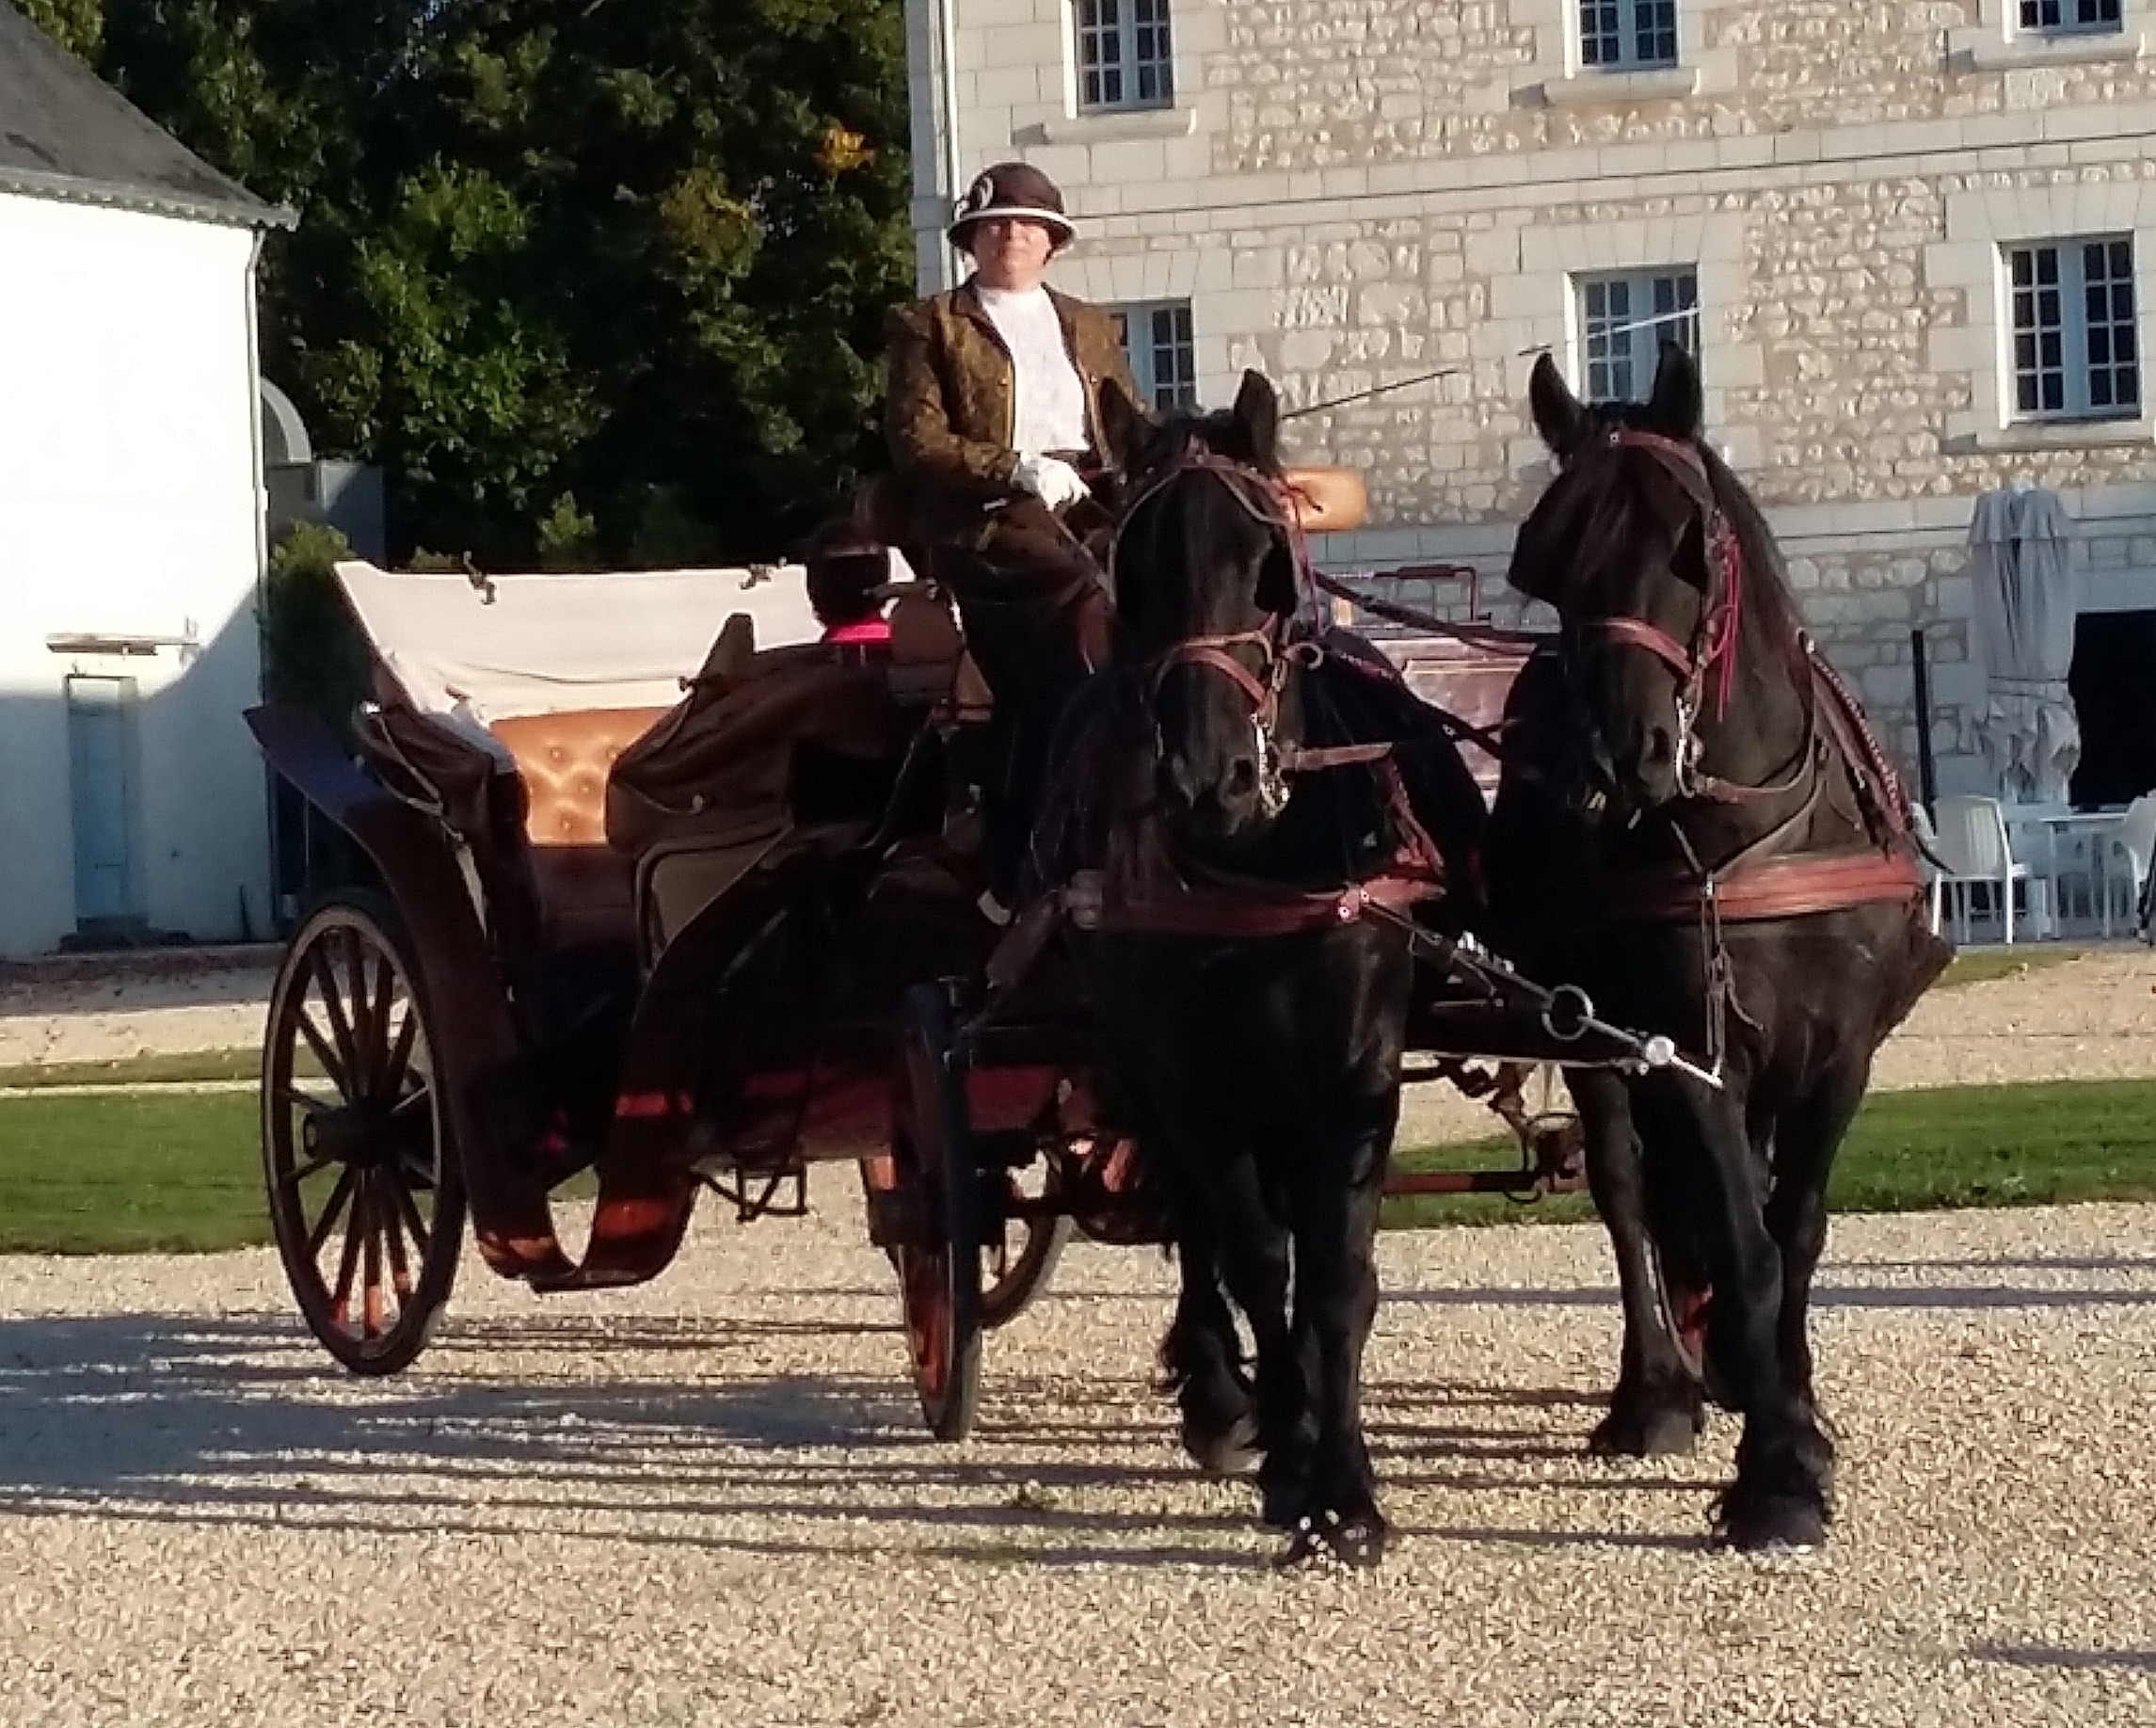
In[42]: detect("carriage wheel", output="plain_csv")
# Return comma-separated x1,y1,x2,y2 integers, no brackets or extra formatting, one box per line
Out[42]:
262,891,466,1375
856,1157,1069,1331
889,982,984,1441
979,1171,1074,1332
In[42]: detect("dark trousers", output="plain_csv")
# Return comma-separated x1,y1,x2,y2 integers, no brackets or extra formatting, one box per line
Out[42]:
934,500,1110,902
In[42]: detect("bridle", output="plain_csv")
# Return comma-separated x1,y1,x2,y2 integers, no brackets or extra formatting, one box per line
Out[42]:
1110,444,1385,817
1564,426,1814,809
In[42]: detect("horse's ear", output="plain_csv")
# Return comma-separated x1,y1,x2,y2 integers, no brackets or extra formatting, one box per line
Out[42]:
1098,380,1152,476
1527,352,1588,457
1645,341,1703,440
1232,369,1281,471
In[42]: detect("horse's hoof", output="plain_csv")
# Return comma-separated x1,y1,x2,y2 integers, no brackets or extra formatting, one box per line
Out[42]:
1270,1510,1388,1571
1714,1491,1828,1554
1322,1512,1388,1569
1181,1410,1260,1479
1259,1477,1302,1531
1589,1395,1706,1459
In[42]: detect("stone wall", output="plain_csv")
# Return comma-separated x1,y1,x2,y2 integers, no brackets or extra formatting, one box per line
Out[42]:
1213,1,2156,174
909,0,2156,798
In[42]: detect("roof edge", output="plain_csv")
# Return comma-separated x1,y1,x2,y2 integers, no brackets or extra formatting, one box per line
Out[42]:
0,160,296,231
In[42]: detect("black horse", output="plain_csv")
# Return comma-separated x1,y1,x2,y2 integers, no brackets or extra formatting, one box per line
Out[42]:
1491,341,1952,1548
1052,371,1486,1567
1480,645,1720,1459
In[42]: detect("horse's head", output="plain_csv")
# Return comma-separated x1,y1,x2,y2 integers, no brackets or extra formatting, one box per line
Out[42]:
1100,369,1308,850
1509,341,1730,815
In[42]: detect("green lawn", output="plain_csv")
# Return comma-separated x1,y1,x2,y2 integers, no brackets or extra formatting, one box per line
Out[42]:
1934,946,2087,990
0,1048,289,1091
1384,1076,2156,1229
0,1092,265,1254
1,1076,2153,1255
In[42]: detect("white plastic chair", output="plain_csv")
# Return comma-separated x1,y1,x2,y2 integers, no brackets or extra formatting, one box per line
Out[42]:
1929,795,2036,944
2102,792,2156,941
1910,803,1943,936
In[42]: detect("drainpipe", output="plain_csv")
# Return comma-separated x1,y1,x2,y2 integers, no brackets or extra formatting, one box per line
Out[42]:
932,0,964,291
242,223,281,935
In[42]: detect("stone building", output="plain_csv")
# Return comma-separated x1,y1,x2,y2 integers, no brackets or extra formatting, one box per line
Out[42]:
903,0,2156,804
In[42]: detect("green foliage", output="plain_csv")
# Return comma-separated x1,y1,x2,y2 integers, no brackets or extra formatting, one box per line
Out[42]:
259,519,370,739
16,0,104,59
535,491,599,569
86,0,915,567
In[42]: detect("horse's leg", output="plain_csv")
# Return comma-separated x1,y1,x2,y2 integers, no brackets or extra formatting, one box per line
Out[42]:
1576,1070,1706,1458
1160,1213,1259,1477
1092,954,1260,1477
1197,1148,1307,1532
1279,1093,1395,1569
1755,1055,1871,1511
1634,1075,1821,1548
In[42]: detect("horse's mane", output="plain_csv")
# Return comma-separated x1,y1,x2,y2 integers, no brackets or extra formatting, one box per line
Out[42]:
1513,414,1810,665
1695,440,1810,668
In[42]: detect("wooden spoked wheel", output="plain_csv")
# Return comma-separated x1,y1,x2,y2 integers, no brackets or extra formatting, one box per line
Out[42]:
889,982,983,1441
858,1155,1067,1333
979,1170,1073,1332
262,892,466,1375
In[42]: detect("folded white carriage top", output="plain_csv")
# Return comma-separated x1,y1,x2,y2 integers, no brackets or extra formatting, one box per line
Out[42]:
333,558,827,760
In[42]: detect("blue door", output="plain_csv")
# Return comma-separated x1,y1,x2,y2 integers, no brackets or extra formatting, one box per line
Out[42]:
66,676,140,927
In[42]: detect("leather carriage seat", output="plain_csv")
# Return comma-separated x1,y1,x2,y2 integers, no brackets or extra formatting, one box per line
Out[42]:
489,707,669,952
1282,466,1368,535
886,585,962,667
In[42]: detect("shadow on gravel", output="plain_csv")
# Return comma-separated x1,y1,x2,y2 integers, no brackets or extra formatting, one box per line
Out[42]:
1382,1282,2156,1311
0,1312,1690,1564
1972,1643,2156,1674
1841,1256,2156,1277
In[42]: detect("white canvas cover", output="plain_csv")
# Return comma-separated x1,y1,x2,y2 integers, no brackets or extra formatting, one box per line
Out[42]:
334,558,826,760
1967,484,2081,805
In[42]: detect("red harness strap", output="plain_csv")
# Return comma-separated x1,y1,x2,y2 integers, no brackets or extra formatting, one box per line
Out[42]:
1609,848,1924,924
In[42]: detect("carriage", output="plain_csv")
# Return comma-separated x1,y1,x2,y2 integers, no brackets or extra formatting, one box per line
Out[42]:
247,468,1693,1439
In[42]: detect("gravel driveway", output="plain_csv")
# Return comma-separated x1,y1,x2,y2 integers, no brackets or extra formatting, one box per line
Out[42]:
3,1201,2152,1727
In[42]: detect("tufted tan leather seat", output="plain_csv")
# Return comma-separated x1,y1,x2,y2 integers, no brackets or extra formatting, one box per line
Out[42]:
1282,465,1367,534
490,707,669,951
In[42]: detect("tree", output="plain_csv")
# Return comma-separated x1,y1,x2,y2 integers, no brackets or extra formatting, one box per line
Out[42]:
15,0,103,58
85,0,915,567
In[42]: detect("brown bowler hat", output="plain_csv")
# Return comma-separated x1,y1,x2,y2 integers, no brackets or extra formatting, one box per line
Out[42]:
947,161,1077,252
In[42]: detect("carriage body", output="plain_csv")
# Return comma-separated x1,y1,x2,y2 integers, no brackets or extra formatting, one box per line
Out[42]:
246,474,1657,1439
247,553,1099,1379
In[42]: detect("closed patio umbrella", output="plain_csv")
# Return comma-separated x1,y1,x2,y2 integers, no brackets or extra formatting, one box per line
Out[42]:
1968,482,2080,804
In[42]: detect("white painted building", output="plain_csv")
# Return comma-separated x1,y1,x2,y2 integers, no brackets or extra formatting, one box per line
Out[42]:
0,7,290,955
904,0,2156,808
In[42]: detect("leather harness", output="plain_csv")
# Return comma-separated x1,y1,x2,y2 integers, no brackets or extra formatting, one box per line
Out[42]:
1576,427,1925,927
1084,446,1447,938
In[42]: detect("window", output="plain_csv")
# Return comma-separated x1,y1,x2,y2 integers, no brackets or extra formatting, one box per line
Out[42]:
1579,0,1680,69
2018,0,2122,32
2007,238,2139,420
1110,300,1197,410
1576,268,1699,401
1077,0,1174,112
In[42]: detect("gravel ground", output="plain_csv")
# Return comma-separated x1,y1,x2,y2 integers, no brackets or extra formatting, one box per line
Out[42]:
2,1200,2153,1727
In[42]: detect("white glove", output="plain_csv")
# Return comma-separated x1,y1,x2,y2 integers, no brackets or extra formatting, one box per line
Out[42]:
1012,453,1090,512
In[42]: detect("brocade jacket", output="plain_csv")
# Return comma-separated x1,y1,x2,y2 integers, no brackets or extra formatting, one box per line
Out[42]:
881,281,1151,510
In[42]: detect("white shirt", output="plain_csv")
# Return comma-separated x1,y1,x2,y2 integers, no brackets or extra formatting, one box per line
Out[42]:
975,283,1090,456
